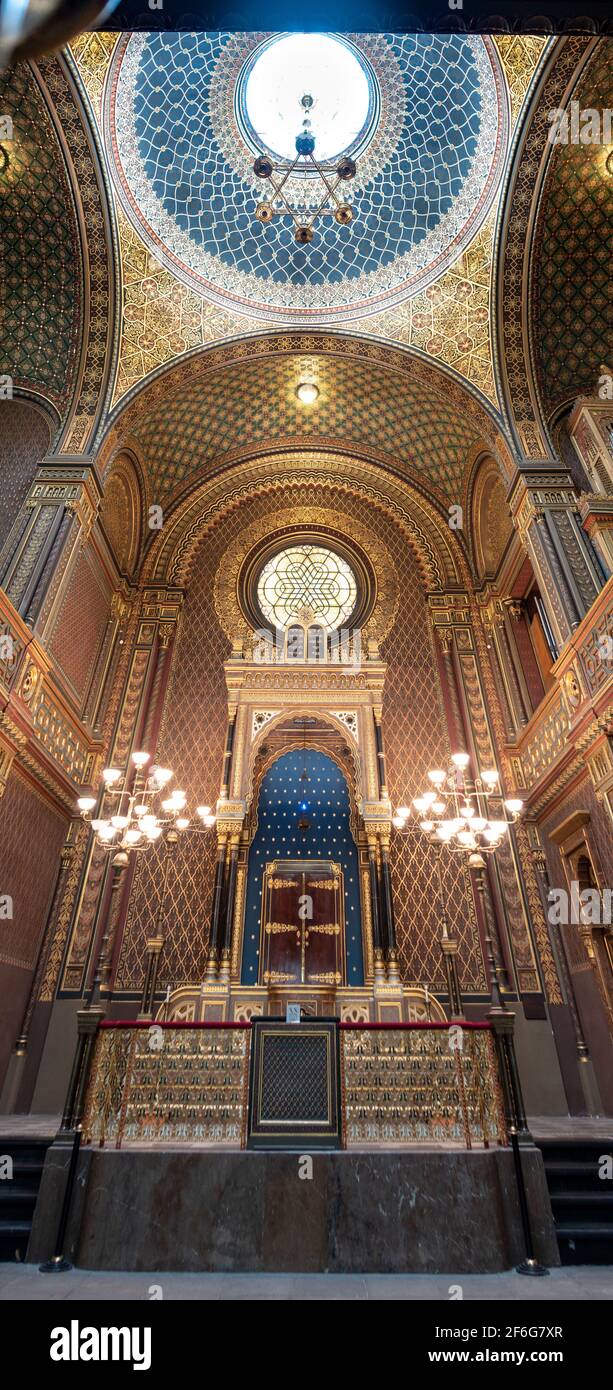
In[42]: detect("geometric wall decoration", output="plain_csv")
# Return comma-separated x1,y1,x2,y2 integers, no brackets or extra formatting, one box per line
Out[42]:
531,42,613,420
0,64,80,411
128,349,487,506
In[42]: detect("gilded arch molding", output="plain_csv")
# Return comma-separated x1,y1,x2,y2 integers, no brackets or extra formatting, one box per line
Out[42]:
36,52,120,455
139,452,472,592
246,721,362,826
99,331,515,510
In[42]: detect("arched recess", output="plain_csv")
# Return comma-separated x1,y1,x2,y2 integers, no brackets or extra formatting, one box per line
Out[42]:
470,454,515,582
494,34,599,458
98,450,144,580
245,711,362,819
241,745,364,987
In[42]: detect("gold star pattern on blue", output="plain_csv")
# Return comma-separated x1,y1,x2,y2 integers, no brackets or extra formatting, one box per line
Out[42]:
242,748,363,984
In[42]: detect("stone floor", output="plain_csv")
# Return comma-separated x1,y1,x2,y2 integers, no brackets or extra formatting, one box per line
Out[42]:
0,1264,611,1300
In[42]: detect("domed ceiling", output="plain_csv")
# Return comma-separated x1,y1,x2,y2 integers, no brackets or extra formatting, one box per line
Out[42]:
105,31,508,326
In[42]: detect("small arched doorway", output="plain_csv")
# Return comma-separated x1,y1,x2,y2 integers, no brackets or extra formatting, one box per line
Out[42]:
241,748,364,987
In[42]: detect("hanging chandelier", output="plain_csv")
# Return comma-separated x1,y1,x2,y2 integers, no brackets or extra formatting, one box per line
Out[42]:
77,751,216,863
392,752,523,859
253,93,357,245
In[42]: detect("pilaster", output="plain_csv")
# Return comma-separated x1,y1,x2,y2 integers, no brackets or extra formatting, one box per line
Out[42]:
508,462,604,650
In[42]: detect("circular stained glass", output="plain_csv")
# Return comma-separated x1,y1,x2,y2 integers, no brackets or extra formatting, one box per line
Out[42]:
257,545,357,631
239,33,375,164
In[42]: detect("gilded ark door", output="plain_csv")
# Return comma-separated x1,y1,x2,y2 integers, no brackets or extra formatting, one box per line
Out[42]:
259,860,346,988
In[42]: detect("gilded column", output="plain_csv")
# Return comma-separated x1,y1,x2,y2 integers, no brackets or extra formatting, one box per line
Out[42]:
509,462,604,651
0,462,101,632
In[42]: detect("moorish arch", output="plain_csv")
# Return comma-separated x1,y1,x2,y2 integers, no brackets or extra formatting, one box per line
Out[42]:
98,331,516,516
139,453,470,593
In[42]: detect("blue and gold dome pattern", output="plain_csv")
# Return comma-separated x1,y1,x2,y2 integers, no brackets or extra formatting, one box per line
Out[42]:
106,31,506,324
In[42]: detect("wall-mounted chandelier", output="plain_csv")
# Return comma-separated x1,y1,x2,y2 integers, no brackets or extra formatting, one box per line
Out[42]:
254,93,357,245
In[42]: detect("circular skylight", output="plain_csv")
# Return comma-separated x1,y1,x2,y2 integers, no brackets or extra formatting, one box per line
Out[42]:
257,545,357,631
241,33,374,163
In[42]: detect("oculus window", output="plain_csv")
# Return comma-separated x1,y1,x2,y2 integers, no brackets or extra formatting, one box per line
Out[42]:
256,545,357,632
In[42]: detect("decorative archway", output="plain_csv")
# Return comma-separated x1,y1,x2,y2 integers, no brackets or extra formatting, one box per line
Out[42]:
241,746,364,987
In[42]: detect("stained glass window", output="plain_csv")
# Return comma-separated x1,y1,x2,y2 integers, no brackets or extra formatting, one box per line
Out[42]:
257,545,357,632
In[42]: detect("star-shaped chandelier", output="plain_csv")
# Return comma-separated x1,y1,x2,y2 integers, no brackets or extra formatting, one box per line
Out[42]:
253,93,357,245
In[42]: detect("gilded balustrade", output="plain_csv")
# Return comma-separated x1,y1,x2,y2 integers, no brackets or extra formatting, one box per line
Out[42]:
82,1021,506,1150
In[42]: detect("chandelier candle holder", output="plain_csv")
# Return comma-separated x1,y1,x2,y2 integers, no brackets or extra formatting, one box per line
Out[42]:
254,92,357,244
392,752,523,1016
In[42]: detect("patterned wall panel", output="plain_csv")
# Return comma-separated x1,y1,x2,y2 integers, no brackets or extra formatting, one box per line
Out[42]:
48,549,110,708
0,64,81,409
0,401,50,554
117,481,484,992
532,43,613,418
0,770,67,973
381,539,485,990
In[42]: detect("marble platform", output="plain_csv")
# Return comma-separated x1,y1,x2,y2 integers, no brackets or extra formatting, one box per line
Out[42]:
28,1144,559,1273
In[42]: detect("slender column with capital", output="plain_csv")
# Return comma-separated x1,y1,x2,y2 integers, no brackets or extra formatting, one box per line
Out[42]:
138,936,165,1021
509,463,604,651
221,710,237,798
0,463,101,629
205,833,228,980
367,837,386,985
373,710,388,798
379,834,400,984
219,835,240,984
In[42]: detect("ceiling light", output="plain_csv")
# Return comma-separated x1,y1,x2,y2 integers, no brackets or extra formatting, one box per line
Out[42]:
296,381,319,405
77,797,96,813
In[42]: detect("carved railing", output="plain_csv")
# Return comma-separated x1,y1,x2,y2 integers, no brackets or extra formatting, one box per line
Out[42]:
81,1021,506,1150
341,1022,506,1147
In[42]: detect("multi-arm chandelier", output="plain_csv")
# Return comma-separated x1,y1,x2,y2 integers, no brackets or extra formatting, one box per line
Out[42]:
254,93,357,245
393,752,523,857
77,751,216,859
